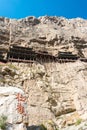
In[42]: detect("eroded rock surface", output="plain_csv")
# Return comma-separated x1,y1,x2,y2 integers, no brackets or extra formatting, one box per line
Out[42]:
0,86,28,130
0,16,87,130
0,16,87,58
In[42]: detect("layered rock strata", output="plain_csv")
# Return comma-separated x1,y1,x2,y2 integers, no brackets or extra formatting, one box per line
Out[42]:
0,16,87,130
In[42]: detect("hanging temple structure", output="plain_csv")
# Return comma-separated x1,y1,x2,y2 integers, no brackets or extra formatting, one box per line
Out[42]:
0,45,87,64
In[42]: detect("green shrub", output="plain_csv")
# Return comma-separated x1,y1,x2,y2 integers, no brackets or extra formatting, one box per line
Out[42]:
0,115,7,130
75,119,82,126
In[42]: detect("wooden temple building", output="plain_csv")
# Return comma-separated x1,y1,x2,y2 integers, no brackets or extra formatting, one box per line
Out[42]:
7,45,57,63
0,45,87,64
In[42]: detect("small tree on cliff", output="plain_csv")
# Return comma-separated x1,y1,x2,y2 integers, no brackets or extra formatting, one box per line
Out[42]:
0,115,7,130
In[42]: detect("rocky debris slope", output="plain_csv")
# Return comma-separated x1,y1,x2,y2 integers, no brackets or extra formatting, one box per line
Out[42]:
0,16,87,130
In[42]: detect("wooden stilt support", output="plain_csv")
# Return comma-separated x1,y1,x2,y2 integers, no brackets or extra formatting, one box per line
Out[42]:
11,56,12,64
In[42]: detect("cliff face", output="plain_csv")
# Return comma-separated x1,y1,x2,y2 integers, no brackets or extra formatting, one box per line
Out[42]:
0,16,87,130
1,16,87,57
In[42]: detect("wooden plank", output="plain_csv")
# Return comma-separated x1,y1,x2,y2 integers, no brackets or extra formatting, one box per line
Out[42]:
9,48,35,54
8,51,31,56
11,45,33,51
8,58,36,63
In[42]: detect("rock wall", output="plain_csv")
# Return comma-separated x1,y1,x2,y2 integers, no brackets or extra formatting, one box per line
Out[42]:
0,86,28,130
0,16,87,57
17,16,87,58
0,16,87,130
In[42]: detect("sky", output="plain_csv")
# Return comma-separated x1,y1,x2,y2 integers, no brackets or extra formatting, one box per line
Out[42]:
0,0,87,19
